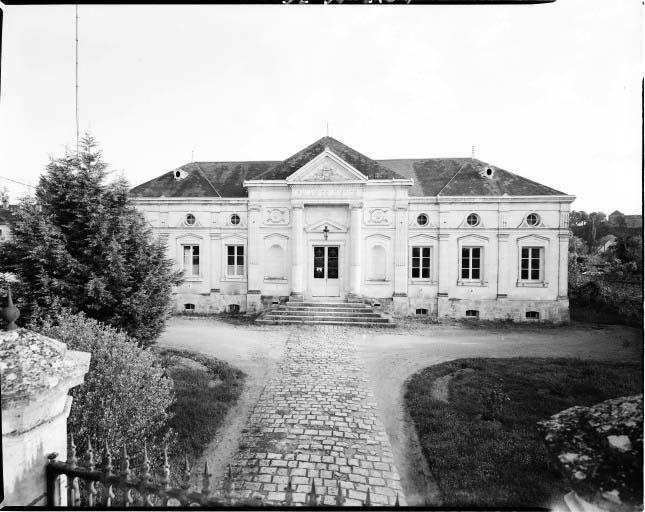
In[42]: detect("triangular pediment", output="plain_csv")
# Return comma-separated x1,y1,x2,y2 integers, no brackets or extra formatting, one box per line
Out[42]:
304,219,348,233
286,149,368,183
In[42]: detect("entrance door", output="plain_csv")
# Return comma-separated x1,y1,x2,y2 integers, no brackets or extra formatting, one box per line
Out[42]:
311,246,340,297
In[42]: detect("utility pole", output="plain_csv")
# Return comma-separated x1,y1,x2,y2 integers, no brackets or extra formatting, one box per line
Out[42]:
75,4,79,157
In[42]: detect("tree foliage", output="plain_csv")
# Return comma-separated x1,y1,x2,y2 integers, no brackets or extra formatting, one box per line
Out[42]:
0,135,182,345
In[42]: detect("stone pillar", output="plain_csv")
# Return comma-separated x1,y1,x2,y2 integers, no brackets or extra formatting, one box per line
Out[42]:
497,233,510,298
437,233,451,318
290,203,305,301
392,205,408,314
1,329,91,506
349,203,363,299
247,204,262,312
557,232,570,299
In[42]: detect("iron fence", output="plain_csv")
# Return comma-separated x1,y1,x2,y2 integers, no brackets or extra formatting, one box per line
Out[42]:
46,435,398,507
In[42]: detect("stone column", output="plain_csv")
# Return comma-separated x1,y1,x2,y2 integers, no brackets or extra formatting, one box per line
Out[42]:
392,205,408,314
290,203,305,301
1,328,90,506
246,204,262,312
349,203,363,299
497,233,510,298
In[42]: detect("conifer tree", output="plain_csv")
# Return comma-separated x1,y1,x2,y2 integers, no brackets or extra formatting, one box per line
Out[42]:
0,135,182,345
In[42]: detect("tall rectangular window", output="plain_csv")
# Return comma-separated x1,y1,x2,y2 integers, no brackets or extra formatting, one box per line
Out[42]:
521,247,543,281
411,247,431,279
227,245,245,276
461,247,481,280
182,245,200,276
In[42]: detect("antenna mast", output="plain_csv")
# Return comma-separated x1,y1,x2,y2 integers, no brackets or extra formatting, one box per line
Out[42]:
75,4,79,157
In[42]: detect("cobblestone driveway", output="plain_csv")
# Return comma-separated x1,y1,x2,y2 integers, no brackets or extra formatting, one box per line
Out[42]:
220,326,405,506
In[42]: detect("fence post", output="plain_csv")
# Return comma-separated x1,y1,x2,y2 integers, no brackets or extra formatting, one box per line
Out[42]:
1,326,90,506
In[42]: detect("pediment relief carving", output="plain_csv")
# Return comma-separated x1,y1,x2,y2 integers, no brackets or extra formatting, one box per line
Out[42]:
287,150,368,183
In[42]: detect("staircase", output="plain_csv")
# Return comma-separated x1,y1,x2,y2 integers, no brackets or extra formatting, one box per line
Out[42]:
256,300,395,327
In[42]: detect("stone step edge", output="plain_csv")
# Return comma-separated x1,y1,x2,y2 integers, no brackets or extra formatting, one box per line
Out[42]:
261,315,391,322
256,319,396,327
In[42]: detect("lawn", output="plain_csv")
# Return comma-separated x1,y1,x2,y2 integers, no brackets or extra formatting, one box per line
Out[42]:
155,348,245,475
405,357,643,508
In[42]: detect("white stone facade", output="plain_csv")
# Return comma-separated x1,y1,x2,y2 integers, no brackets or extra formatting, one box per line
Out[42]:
132,143,574,323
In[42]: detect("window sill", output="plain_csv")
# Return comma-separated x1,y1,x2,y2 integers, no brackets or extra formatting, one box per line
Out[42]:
224,275,246,281
264,278,288,283
365,279,391,283
409,279,438,285
183,276,203,282
457,280,488,287
516,281,549,288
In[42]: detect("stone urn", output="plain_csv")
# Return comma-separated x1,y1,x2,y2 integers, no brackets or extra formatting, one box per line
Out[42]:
1,288,20,330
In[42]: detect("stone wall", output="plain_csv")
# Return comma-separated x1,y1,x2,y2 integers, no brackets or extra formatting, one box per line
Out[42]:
1,329,90,506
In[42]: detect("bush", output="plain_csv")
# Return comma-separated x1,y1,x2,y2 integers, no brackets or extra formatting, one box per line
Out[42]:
34,311,175,463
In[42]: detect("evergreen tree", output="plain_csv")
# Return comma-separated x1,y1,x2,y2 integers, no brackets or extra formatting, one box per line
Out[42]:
0,135,182,345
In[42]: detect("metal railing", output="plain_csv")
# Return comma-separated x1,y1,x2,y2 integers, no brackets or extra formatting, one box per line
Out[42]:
46,435,399,507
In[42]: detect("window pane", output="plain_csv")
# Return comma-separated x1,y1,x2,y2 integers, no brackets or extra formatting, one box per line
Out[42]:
461,268,469,279
472,268,480,279
412,257,420,268
237,245,244,256
412,247,420,258
237,265,244,276
531,269,539,280
462,247,469,258
193,246,199,256
228,254,234,265
183,246,191,267
471,258,480,269
227,265,235,275
412,268,419,278
328,247,338,258
193,263,199,275
521,269,529,280
228,246,234,256
461,257,469,270
422,247,430,258
521,248,528,259
472,248,480,258
421,267,429,278
237,255,244,266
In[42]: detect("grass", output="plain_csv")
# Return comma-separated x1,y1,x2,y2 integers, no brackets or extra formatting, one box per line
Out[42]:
405,357,643,508
155,348,245,466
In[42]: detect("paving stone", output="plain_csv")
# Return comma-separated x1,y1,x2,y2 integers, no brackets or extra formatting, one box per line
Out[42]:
222,326,405,505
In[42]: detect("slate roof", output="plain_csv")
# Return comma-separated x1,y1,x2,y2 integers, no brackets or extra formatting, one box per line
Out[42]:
131,137,568,198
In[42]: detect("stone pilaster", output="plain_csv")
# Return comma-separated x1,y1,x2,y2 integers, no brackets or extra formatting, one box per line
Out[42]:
247,204,263,311
436,233,451,318
558,232,570,299
392,205,408,314
497,233,510,298
290,203,305,301
349,203,363,298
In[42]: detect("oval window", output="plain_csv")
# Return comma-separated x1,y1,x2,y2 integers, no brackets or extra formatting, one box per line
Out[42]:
185,213,196,226
527,213,540,227
230,214,241,226
466,213,480,227
417,213,429,226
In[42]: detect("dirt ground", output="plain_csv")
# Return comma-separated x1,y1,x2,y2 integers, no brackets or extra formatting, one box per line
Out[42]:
157,316,643,505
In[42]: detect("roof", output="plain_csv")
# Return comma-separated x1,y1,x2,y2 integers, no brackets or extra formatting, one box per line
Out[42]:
609,210,624,216
131,137,568,198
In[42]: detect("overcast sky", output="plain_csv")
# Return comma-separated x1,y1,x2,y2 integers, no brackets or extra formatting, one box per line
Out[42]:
0,1,642,214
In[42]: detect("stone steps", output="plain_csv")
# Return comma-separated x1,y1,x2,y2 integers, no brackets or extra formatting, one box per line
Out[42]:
257,300,395,327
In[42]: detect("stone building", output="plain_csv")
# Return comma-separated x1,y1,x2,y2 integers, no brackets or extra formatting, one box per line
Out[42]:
131,136,575,322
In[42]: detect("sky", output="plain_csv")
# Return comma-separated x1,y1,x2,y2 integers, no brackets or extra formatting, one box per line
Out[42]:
0,1,642,214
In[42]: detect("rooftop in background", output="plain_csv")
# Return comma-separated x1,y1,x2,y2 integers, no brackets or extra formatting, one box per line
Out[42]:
130,136,569,199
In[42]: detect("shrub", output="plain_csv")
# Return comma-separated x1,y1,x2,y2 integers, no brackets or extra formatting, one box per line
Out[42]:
34,311,175,463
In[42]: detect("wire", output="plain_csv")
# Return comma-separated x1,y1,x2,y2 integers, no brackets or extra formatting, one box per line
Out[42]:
0,176,36,189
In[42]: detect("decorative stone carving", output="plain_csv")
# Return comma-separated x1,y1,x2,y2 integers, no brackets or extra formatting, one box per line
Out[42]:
265,208,290,225
365,208,391,226
303,167,345,182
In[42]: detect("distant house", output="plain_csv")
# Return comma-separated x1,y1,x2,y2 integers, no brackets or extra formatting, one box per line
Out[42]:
608,210,643,229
